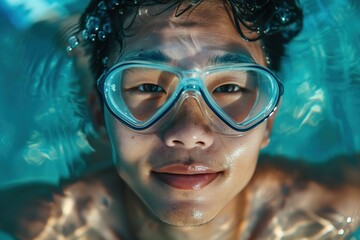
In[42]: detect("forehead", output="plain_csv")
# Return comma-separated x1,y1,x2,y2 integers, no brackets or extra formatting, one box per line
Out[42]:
129,1,234,31
111,1,265,66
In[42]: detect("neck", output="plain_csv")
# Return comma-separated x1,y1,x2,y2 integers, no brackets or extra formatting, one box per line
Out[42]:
122,185,247,240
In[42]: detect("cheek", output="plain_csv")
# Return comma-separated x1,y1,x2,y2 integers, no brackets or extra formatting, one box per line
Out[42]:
220,125,266,184
104,110,156,177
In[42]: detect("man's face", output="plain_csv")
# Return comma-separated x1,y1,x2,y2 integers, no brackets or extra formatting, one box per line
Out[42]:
103,1,271,226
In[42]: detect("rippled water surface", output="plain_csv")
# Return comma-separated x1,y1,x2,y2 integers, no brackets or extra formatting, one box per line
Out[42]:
0,0,359,238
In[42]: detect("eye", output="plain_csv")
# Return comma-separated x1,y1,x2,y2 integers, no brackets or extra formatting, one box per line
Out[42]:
138,84,165,93
213,84,243,93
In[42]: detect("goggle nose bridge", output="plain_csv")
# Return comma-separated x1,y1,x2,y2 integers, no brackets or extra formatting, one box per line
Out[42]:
180,70,204,91
173,85,210,121
175,73,211,117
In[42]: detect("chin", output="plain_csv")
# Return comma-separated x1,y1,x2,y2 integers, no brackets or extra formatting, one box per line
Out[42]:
159,214,214,227
151,202,219,227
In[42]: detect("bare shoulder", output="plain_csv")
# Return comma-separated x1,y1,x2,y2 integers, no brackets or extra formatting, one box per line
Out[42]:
243,154,360,239
0,167,126,240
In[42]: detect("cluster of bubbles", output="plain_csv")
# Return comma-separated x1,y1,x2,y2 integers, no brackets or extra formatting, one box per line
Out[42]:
229,0,303,41
67,0,123,52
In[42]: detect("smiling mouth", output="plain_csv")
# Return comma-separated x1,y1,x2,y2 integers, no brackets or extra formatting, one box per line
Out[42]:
152,172,220,190
151,164,222,190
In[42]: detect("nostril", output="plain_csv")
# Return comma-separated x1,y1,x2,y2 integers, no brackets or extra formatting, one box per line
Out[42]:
172,140,184,146
170,140,206,148
195,141,205,147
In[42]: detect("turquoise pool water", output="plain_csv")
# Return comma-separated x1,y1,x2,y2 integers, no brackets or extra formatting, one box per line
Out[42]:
0,0,359,238
1,0,358,184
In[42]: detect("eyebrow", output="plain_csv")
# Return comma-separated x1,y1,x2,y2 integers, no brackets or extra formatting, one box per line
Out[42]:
208,52,254,65
126,50,171,63
124,50,254,65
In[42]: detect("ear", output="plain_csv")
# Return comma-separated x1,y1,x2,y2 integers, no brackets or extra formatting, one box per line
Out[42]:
88,90,109,141
261,99,281,148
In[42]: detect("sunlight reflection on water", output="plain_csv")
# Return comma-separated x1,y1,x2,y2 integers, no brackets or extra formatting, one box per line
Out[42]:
0,0,359,183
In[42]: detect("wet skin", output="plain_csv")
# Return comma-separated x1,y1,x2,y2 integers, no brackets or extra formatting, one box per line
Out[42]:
1,155,360,240
102,1,272,233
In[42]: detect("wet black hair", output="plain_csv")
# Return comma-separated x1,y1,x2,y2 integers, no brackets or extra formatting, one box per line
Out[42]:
75,0,303,80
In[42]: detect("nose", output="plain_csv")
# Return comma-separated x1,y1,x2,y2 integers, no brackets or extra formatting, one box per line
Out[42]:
162,96,214,149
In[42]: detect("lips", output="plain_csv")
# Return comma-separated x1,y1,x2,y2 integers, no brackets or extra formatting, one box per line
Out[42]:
151,164,221,190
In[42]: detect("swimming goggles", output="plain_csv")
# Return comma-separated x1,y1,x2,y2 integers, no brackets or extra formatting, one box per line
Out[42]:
97,60,283,135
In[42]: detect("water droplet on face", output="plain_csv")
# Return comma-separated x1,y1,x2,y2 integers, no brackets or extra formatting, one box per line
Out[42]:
192,210,203,219
66,46,73,52
338,229,345,235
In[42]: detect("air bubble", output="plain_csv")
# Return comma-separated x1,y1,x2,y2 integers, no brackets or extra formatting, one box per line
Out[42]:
90,33,97,42
86,16,101,31
68,36,79,48
102,57,109,66
98,31,107,41
81,29,89,40
108,0,120,9
103,22,112,34
97,1,107,11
